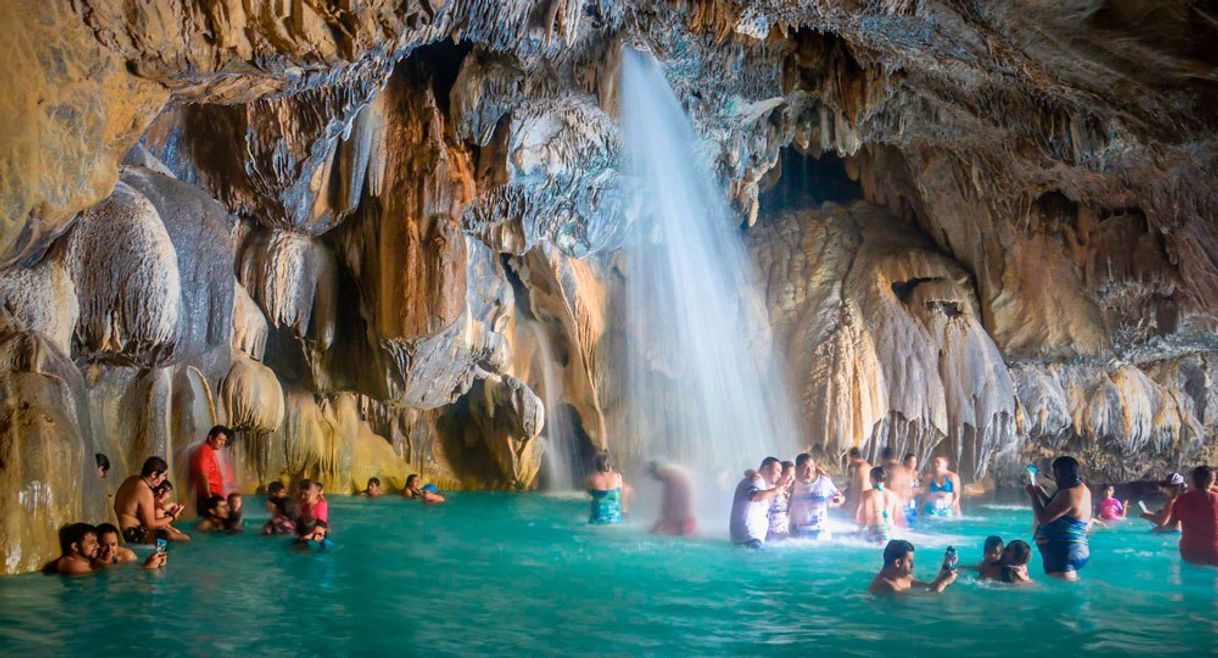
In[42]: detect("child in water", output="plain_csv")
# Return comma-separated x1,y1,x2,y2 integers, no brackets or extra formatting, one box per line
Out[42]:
1000,540,1034,585
224,493,244,532
1097,485,1127,522
767,461,795,542
974,535,1005,580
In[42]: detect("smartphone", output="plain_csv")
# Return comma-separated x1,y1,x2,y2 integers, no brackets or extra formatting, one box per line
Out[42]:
1137,500,1150,514
155,537,168,554
1026,465,1038,487
943,546,958,571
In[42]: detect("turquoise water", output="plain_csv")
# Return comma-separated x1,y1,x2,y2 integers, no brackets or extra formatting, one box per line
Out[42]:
1,494,1215,656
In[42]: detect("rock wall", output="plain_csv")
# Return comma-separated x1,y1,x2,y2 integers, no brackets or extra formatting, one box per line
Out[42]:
1,0,1216,572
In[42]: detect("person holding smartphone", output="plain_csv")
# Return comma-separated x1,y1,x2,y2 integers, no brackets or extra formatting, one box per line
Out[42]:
868,540,958,595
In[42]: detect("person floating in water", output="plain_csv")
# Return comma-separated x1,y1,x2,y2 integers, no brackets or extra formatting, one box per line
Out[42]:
1028,455,1091,580
729,457,792,548
788,453,843,540
646,461,696,536
919,456,962,518
1164,465,1218,567
844,448,872,518
868,540,957,595
114,457,182,545
587,451,629,524
1097,485,1128,522
1140,473,1184,533
856,466,905,544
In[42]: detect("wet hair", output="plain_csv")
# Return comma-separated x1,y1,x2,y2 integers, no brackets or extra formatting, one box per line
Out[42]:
95,453,110,472
367,477,381,488
848,447,862,459
984,535,1004,553
795,453,813,468
595,450,614,473
882,540,915,567
880,447,896,461
869,466,886,484
298,478,312,493
204,494,226,516
1004,540,1031,566
781,460,795,471
903,453,916,462
153,480,174,497
207,425,233,442
267,481,286,496
759,456,781,470
1051,456,1082,487
140,456,168,478
58,523,96,555
406,474,419,487
95,523,120,541
1193,465,1214,489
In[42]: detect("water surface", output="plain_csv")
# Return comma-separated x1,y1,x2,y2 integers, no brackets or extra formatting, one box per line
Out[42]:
1,494,1215,656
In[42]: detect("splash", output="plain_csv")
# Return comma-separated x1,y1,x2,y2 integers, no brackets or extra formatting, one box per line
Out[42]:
617,47,797,476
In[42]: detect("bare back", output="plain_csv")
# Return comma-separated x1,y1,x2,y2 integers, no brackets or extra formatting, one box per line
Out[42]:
114,476,155,531
586,470,622,491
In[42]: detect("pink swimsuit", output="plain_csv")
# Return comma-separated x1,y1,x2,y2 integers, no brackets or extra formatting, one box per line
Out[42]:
1099,497,1124,521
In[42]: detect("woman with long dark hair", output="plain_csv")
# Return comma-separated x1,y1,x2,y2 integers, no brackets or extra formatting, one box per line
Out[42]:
1027,456,1092,580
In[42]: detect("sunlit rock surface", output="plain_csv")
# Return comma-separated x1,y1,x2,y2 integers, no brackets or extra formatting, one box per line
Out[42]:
0,0,1216,571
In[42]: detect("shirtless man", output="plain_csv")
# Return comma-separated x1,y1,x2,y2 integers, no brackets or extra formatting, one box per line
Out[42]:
114,457,180,545
48,523,164,575
856,466,905,544
868,540,957,595
363,477,383,497
647,461,697,536
881,447,914,515
195,495,230,532
845,448,873,517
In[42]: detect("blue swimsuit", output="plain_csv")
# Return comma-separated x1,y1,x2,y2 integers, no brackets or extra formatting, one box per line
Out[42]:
588,488,623,525
1034,490,1090,574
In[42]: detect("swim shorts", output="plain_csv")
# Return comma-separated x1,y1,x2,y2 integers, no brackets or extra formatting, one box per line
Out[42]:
122,526,148,544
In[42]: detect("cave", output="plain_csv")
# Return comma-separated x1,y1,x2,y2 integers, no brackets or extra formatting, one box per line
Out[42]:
1,1,1216,652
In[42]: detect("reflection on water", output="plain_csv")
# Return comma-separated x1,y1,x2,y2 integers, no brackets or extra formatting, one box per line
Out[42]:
0,495,1215,656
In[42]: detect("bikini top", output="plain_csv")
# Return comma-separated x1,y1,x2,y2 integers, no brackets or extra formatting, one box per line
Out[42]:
929,477,954,494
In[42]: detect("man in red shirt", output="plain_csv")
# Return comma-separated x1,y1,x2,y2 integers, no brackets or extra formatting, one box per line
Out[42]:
1167,465,1218,567
190,425,234,515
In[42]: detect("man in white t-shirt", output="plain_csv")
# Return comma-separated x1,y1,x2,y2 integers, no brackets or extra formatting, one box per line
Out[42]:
789,452,845,539
730,457,791,548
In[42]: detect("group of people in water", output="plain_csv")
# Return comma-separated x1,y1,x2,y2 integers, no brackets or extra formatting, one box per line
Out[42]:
585,446,1218,595
48,425,446,576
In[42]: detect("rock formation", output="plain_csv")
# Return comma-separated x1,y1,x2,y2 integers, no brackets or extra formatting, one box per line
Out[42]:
0,0,1215,572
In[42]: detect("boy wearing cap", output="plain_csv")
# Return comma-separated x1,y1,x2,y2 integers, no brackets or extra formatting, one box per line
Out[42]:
1140,472,1185,533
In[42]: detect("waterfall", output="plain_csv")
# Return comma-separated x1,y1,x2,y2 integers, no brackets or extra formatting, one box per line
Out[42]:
528,321,581,490
618,47,797,476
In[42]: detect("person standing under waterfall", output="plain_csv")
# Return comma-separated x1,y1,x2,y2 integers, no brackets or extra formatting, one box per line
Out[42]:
1027,455,1091,579
845,448,873,518
587,450,631,525
647,461,696,535
729,457,792,548
190,425,234,516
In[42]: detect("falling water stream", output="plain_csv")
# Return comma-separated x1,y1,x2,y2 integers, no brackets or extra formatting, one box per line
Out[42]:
527,321,580,490
618,47,797,477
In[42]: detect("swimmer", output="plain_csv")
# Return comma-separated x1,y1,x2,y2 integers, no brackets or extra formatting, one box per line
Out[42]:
114,457,180,544
195,495,230,532
587,451,628,524
1140,474,1184,533
224,493,244,532
1096,485,1127,522
973,535,1005,581
363,477,382,497
788,453,844,539
868,540,957,595
647,461,697,536
1000,540,1034,585
94,523,137,566
856,466,905,544
919,456,962,518
152,481,192,542
844,448,872,518
403,474,446,503
767,461,796,542
1028,455,1092,580
730,457,792,548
